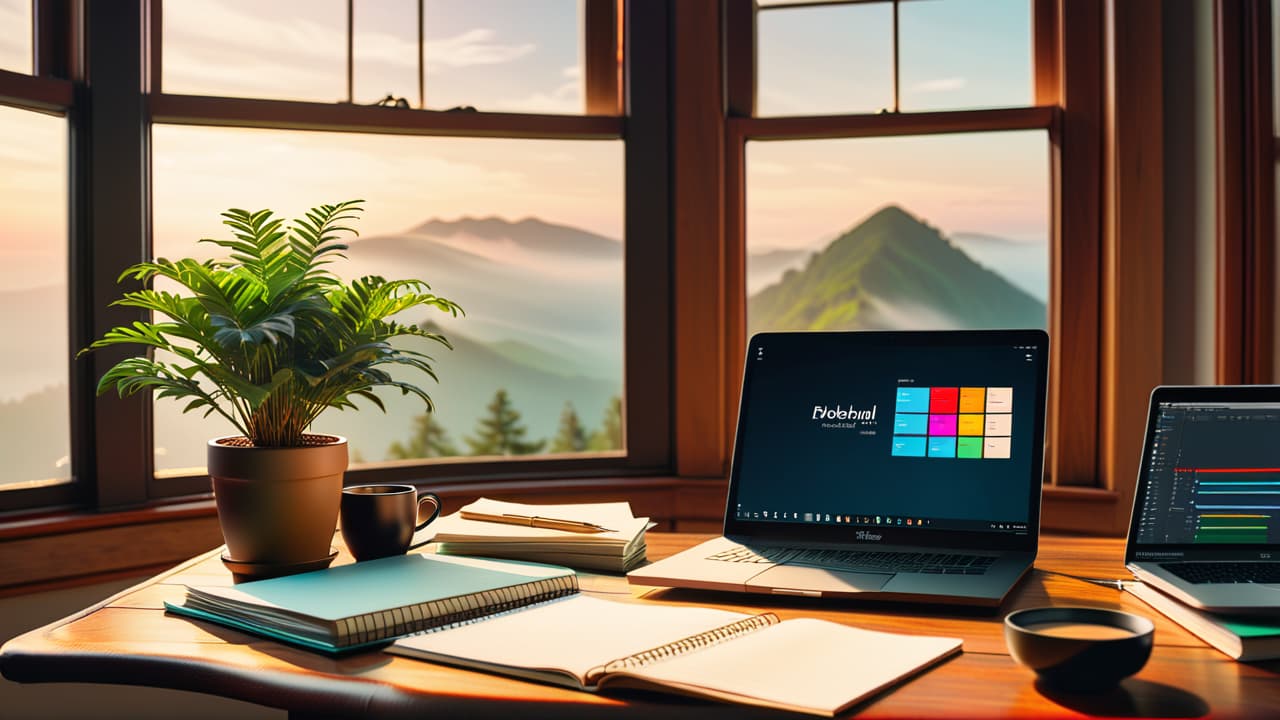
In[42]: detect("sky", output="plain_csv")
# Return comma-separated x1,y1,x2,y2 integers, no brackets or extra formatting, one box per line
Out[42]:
747,130,1050,253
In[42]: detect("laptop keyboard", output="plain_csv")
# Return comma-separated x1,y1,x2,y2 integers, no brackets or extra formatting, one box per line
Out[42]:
1159,562,1280,585
707,545,997,575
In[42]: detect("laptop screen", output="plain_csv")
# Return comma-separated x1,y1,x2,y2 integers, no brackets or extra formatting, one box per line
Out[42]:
1131,395,1280,550
723,330,1048,550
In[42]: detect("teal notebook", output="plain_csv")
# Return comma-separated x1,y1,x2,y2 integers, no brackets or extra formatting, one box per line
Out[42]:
164,553,578,654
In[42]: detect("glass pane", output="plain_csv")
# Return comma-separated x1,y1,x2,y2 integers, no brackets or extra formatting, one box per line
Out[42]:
899,0,1033,111
757,3,893,116
0,106,69,487
0,0,32,74
162,0,347,102
353,0,418,105
151,125,624,472
746,131,1048,336
422,0,583,114
1274,0,1280,136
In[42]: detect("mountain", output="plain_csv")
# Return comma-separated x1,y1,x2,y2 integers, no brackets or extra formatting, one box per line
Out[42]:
342,217,623,382
0,384,71,487
0,284,69,402
151,324,620,470
748,205,1046,333
949,232,1048,303
747,248,812,295
403,216,622,260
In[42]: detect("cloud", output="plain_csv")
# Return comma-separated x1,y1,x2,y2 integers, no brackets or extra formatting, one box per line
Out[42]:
562,64,582,79
424,28,536,71
910,77,968,93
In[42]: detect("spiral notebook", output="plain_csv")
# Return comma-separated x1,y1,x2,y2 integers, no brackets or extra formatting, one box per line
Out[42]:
390,595,961,717
164,553,578,654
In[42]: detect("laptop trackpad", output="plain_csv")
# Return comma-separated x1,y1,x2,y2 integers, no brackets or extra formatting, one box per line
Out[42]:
746,565,892,594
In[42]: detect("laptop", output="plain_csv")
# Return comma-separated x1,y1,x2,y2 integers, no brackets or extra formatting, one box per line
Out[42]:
628,329,1049,607
1125,385,1280,613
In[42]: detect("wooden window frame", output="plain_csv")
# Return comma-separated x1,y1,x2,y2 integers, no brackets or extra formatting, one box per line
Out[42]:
139,0,668,502
673,0,1119,532
0,0,80,514
1215,0,1275,384
3,0,676,516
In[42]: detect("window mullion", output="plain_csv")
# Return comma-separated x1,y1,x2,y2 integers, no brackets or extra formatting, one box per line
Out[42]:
83,0,152,509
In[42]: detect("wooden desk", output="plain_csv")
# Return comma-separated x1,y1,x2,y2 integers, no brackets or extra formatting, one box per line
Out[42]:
2,534,1277,718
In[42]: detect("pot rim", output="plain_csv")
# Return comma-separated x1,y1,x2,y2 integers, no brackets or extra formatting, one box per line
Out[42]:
208,434,348,449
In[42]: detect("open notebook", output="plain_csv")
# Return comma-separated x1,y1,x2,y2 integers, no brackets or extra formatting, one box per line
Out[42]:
391,595,961,717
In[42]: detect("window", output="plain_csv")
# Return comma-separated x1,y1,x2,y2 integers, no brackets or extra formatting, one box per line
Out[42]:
0,1,75,511
132,0,663,497
757,0,1033,116
162,0,348,103
0,0,666,516
0,0,32,75
709,0,1101,492
746,131,1049,334
162,0,594,113
0,105,69,489
151,125,624,473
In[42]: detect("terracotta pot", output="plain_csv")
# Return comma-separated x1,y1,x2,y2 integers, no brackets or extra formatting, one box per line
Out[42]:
207,434,347,565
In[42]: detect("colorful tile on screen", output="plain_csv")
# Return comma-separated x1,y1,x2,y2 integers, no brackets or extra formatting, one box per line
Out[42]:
928,414,958,436
892,436,927,457
959,387,986,413
957,414,984,436
896,387,930,413
929,387,959,414
894,413,928,435
984,414,1013,437
956,436,983,458
983,437,1012,459
985,387,1013,413
928,436,957,458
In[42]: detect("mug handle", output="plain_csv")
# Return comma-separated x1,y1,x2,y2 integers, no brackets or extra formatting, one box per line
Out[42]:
414,492,442,531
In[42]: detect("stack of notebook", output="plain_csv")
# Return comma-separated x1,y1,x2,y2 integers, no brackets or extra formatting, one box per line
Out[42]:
1125,583,1280,661
427,498,650,572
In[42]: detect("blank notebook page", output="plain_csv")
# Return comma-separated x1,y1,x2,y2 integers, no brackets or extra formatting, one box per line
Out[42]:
395,595,750,684
615,617,962,713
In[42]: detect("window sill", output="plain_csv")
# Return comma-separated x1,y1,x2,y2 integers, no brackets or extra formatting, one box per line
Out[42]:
0,476,729,595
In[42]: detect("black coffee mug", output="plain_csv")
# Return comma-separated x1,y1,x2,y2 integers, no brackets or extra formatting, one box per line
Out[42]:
340,484,442,561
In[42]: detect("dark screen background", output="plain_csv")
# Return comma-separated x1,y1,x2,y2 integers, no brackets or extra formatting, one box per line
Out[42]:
1136,403,1280,545
731,334,1042,525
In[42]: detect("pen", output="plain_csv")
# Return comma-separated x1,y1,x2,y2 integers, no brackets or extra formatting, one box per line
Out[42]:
460,511,616,534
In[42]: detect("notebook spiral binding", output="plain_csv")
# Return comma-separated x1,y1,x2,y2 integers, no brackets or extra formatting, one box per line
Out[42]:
585,612,780,685
336,575,580,646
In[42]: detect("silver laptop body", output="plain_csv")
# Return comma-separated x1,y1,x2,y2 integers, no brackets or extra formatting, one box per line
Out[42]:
1125,386,1280,614
628,330,1049,607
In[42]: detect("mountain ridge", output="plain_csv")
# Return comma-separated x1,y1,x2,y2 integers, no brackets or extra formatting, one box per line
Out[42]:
748,204,1046,333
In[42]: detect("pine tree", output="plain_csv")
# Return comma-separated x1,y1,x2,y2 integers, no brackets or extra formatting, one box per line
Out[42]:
465,389,546,456
387,413,458,460
588,395,623,450
550,402,589,453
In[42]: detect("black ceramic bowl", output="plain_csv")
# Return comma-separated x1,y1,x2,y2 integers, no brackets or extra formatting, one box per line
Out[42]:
1004,607,1154,692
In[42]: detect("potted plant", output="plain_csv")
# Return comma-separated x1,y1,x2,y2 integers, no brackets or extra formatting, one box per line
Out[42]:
86,200,460,577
